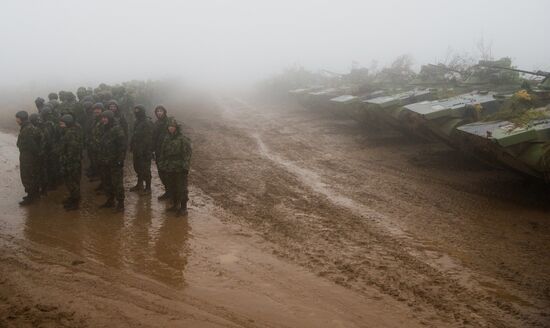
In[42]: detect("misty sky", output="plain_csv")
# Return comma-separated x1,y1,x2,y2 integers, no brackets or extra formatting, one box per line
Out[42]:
1,0,549,88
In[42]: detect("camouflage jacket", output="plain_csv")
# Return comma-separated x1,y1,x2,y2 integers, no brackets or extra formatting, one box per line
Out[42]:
88,118,103,151
115,113,129,140
46,99,60,112
17,121,41,157
97,123,127,165
35,122,53,159
158,131,192,172
130,117,153,159
59,101,76,117
72,102,87,129
60,126,83,172
41,113,62,155
152,116,169,156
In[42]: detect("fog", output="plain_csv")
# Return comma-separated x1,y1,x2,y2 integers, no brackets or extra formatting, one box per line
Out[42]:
1,0,549,88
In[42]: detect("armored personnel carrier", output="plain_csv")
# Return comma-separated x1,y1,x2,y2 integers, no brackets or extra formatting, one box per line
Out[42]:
401,91,503,147
456,105,550,179
329,90,386,123
393,59,527,146
360,89,434,133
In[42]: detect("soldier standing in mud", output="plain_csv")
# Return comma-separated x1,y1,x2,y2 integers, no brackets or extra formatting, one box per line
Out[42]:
29,113,50,195
59,114,83,210
158,118,192,217
34,97,45,113
107,100,128,139
129,105,153,194
97,110,127,212
152,105,170,200
15,111,41,205
46,92,60,116
85,103,103,180
40,105,62,190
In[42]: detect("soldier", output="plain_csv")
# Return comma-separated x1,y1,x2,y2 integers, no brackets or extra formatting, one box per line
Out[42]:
107,99,129,139
34,97,45,113
46,92,60,117
40,105,62,190
59,91,77,117
158,118,192,217
86,103,104,181
29,113,49,195
152,105,170,200
129,105,153,194
76,87,88,102
15,111,41,205
59,114,83,211
97,110,127,212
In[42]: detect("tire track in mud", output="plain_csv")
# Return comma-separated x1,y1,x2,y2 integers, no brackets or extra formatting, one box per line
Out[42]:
199,97,549,328
254,133,407,239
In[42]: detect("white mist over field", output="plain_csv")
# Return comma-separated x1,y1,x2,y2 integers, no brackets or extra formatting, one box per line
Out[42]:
0,0,549,88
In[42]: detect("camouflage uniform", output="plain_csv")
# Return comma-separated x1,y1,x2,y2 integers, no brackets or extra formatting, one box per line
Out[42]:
129,105,153,192
40,107,62,189
29,114,50,194
152,105,170,198
107,99,129,139
97,110,127,211
59,115,83,209
46,92,61,118
86,103,104,179
35,97,45,113
16,112,41,204
158,118,192,216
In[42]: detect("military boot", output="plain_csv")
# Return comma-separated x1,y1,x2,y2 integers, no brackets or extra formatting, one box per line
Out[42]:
157,192,171,200
141,179,151,195
64,198,79,211
176,203,188,217
167,202,179,212
100,198,115,208
114,201,125,213
19,195,35,206
129,179,143,192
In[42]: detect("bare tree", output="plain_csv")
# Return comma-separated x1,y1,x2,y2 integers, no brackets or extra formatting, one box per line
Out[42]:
476,36,493,61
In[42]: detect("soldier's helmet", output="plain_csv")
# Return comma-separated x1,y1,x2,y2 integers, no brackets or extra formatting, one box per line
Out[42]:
77,87,87,99
83,101,94,110
16,110,29,121
134,104,146,117
82,95,94,103
66,92,76,102
167,117,180,127
59,91,68,102
155,105,166,113
92,102,105,111
29,113,41,125
35,97,45,106
101,110,115,122
60,114,74,125
107,99,119,111
41,106,52,118
48,92,58,100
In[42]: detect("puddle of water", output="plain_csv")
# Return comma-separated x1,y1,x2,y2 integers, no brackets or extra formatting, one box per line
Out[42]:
0,131,191,287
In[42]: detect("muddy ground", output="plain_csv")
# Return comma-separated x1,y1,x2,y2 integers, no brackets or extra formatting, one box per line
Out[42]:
0,95,549,327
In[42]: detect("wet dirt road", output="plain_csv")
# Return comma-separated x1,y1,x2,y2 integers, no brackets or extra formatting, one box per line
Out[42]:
1,95,549,328
0,130,422,327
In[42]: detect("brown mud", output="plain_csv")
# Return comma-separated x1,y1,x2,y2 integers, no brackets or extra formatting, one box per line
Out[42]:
0,95,549,327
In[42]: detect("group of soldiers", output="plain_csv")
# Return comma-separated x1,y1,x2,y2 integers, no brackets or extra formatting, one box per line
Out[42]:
15,86,192,217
